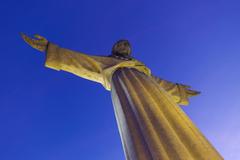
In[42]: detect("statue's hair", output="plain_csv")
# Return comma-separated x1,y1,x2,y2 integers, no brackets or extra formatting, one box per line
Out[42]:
111,39,131,55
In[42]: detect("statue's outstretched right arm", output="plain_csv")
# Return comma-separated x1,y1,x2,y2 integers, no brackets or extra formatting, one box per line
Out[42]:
152,75,200,106
21,33,103,84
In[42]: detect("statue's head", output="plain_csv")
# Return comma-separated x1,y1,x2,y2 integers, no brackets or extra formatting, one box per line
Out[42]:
111,40,131,58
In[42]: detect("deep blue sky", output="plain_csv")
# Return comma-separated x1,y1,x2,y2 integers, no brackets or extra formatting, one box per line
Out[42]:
1,0,240,159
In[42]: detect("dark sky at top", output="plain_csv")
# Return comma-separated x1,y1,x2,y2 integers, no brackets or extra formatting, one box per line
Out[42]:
1,0,240,159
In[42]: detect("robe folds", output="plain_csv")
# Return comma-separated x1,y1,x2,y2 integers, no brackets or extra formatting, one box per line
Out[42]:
111,68,223,160
45,43,223,160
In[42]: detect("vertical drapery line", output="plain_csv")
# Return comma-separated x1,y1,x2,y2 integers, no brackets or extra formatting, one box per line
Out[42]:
111,73,153,160
120,70,171,160
136,71,209,158
111,68,223,160
137,71,221,158
126,69,193,159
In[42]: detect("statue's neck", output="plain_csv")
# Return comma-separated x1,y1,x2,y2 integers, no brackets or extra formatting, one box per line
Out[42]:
109,53,133,60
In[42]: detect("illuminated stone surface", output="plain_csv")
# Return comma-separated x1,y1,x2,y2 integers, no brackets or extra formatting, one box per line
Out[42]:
22,34,223,159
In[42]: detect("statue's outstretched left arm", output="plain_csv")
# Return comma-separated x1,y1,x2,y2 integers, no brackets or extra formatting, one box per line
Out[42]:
21,33,104,84
152,75,200,106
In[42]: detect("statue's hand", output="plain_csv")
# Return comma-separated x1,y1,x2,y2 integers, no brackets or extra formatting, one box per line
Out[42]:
21,33,48,52
180,84,200,98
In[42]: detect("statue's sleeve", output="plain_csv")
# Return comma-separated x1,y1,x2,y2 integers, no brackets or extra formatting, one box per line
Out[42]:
152,75,200,106
45,43,103,84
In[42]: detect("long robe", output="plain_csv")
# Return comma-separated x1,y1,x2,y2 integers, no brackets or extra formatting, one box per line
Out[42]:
45,43,223,160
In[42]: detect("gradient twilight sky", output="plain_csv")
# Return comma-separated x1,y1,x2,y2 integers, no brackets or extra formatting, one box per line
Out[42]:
1,0,240,159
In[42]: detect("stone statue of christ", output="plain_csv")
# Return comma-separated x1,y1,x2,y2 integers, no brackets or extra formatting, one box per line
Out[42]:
21,33,223,160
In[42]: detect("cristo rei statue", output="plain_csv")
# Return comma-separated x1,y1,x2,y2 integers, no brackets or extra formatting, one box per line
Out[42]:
21,33,223,160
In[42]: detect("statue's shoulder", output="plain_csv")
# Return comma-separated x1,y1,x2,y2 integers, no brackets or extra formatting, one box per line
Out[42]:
130,58,146,66
90,55,126,67
91,55,147,69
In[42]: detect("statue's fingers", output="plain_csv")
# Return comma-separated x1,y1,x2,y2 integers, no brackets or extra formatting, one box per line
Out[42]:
34,34,45,40
21,32,43,50
183,84,191,88
21,33,35,45
177,83,191,88
20,32,29,42
186,89,200,97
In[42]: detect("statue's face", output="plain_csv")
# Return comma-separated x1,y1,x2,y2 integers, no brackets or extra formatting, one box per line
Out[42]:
112,40,131,56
